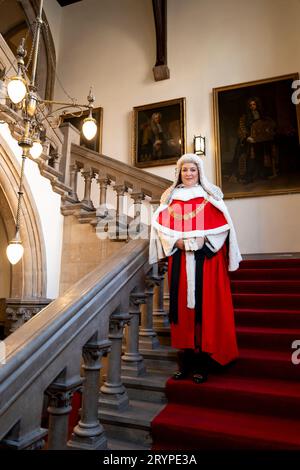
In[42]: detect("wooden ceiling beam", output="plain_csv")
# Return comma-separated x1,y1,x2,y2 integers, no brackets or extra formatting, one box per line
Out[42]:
152,0,170,81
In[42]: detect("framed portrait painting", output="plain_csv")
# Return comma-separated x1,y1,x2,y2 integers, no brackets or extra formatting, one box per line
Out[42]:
133,97,186,168
60,106,103,154
213,73,300,198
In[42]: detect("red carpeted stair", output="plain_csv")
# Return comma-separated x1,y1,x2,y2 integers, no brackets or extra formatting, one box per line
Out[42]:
151,258,300,450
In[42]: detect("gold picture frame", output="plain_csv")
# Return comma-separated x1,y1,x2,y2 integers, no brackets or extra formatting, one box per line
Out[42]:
213,73,300,198
61,106,103,154
133,97,186,168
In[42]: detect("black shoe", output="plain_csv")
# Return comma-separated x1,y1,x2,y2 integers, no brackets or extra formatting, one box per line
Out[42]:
174,349,193,380
192,372,208,384
172,371,187,380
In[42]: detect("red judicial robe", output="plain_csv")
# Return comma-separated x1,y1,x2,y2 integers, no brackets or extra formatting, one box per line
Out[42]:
161,197,238,366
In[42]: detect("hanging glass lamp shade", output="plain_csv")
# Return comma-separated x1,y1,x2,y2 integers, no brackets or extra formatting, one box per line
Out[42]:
82,116,97,140
7,76,27,104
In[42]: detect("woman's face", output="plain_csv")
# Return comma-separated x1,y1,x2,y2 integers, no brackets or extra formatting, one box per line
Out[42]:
180,163,199,186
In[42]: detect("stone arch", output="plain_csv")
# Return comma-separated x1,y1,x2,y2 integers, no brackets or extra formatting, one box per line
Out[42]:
0,133,47,298
0,212,11,298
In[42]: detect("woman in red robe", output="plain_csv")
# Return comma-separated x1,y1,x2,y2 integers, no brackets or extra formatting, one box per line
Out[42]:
149,154,242,383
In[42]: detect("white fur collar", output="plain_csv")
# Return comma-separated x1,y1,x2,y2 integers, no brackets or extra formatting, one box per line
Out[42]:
171,185,207,201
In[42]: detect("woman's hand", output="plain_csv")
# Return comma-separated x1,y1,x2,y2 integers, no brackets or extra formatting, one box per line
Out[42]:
176,238,205,251
175,239,185,250
195,237,205,249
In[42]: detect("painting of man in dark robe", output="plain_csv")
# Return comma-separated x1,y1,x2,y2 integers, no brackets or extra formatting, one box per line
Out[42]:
214,74,300,198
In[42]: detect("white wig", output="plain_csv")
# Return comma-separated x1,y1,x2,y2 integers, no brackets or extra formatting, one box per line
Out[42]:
160,153,223,204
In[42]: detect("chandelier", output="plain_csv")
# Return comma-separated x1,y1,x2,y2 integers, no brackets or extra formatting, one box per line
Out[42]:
2,0,97,265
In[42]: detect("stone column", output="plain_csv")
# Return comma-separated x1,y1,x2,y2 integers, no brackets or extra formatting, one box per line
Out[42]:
148,197,160,238
68,340,111,450
81,168,95,210
139,275,160,350
48,150,60,171
69,163,80,202
122,293,147,377
164,272,170,304
99,312,131,410
96,176,110,217
131,192,144,219
113,184,128,240
153,261,169,328
46,378,82,450
59,122,81,185
129,192,146,239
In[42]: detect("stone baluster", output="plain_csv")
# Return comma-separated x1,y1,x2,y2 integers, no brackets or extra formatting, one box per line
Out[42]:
69,163,80,202
46,378,82,450
48,150,60,171
139,274,160,350
122,293,147,376
150,197,160,212
96,176,110,217
164,273,170,303
81,168,95,210
148,197,160,237
131,192,145,218
113,184,128,240
99,312,131,410
68,340,111,450
59,122,80,185
129,192,146,239
153,261,169,328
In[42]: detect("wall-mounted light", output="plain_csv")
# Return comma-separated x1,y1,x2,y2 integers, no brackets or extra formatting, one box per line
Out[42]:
194,135,206,156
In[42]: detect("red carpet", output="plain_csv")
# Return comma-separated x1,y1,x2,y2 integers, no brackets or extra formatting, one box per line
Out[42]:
69,392,82,435
151,258,300,450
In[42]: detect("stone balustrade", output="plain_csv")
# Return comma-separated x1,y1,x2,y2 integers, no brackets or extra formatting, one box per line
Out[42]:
0,239,166,450
60,141,171,241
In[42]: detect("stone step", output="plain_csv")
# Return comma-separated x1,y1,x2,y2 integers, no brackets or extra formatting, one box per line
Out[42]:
156,324,300,352
122,369,170,404
99,399,165,448
140,345,177,370
107,437,150,451
155,326,171,347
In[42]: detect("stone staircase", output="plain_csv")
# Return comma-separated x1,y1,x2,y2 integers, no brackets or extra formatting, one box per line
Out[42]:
97,290,174,451
96,271,174,450
102,353,175,450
